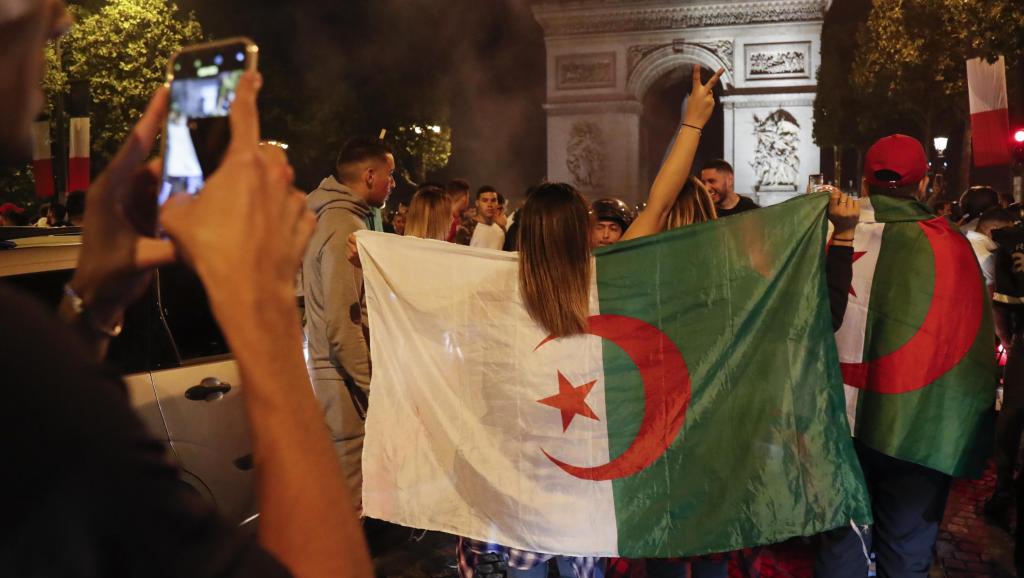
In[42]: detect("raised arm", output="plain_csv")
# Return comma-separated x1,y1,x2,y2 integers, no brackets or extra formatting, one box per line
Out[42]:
621,65,723,241
160,73,372,578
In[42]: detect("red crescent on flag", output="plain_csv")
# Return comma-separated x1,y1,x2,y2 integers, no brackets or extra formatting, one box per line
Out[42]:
537,314,691,481
840,219,984,394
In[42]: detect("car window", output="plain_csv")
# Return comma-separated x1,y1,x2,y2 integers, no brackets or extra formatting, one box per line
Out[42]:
157,265,230,363
1,269,178,374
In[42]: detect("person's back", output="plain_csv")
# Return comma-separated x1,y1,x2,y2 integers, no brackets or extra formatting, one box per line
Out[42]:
817,134,993,578
302,137,395,506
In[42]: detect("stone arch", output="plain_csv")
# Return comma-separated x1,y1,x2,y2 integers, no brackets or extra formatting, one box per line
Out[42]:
626,43,735,103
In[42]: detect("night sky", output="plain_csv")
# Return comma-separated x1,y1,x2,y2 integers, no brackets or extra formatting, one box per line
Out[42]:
175,0,548,201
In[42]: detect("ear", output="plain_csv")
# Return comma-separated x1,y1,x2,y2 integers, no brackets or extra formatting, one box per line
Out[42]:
917,176,930,200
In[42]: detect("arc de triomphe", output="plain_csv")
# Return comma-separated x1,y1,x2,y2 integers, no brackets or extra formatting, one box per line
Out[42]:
531,0,829,207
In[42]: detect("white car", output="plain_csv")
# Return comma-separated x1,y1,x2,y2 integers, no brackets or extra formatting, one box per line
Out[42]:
0,233,257,529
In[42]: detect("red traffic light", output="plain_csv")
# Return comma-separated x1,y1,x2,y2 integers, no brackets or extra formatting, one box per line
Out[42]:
1015,129,1024,144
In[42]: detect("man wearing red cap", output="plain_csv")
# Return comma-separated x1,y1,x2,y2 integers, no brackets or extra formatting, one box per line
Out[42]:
0,201,28,226
816,135,994,577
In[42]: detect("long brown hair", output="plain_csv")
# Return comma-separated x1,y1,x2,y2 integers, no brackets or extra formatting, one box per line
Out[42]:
405,186,451,241
666,176,718,229
517,183,592,337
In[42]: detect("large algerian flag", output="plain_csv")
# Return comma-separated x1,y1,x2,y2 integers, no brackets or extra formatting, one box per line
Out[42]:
836,195,996,477
357,194,871,558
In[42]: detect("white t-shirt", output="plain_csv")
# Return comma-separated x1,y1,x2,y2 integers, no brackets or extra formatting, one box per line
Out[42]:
470,221,505,250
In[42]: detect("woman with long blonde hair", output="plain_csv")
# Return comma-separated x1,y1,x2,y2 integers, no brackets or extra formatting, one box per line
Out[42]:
666,176,717,229
518,65,723,338
404,185,451,240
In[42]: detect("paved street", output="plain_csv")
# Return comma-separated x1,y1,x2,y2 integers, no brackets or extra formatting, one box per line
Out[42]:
931,466,1015,578
369,463,1020,578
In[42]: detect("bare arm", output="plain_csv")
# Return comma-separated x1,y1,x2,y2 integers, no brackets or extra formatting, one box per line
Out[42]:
160,73,372,578
622,66,723,241
60,89,171,360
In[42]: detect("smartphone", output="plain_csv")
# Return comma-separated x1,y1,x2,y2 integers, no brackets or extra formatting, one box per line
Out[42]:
807,174,825,194
159,38,259,206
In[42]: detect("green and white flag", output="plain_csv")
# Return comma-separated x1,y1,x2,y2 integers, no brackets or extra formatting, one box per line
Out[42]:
357,194,870,558
836,196,996,477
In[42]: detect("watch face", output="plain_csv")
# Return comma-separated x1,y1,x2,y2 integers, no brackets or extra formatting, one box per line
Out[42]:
63,283,124,337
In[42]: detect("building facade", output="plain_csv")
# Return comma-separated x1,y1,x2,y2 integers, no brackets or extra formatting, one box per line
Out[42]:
532,0,829,206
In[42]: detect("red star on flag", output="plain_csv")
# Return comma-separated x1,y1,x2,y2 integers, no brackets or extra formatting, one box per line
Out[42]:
538,371,600,432
849,250,867,297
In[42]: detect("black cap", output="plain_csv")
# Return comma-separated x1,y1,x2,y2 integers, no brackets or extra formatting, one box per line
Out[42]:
591,198,636,231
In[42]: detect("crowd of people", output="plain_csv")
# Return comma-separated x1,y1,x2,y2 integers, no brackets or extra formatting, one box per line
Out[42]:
2,1,1023,578
0,189,85,227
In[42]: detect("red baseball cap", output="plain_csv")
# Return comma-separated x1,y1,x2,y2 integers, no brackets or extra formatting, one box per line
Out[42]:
0,202,25,215
863,134,929,188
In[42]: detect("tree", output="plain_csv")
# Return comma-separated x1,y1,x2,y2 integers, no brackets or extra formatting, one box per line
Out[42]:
815,0,1024,192
0,0,202,209
58,0,203,165
813,0,872,150
389,123,453,185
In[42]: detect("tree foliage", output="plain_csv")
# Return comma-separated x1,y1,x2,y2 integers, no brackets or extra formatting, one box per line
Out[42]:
58,0,203,164
389,123,453,184
0,0,202,208
816,0,1024,150
813,0,872,150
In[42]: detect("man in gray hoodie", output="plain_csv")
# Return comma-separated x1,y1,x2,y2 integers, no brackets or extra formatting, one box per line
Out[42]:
303,138,395,507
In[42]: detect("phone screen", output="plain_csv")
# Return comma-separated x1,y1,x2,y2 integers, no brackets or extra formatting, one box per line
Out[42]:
159,41,253,206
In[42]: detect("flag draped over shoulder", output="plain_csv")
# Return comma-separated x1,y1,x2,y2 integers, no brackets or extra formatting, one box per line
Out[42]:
836,195,996,477
357,194,871,558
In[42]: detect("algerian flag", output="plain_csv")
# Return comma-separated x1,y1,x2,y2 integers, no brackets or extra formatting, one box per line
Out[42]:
836,195,996,477
357,194,871,558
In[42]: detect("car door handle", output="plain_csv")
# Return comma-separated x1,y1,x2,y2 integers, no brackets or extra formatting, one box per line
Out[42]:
185,378,232,401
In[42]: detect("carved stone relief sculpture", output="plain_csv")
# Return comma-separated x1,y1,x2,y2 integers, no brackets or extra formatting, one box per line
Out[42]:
691,40,735,76
557,53,616,90
567,121,607,189
627,40,734,83
533,1,828,37
751,109,801,192
744,41,812,80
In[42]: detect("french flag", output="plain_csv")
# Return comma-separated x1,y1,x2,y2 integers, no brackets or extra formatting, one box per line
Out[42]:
31,119,55,199
967,56,1011,168
68,116,91,192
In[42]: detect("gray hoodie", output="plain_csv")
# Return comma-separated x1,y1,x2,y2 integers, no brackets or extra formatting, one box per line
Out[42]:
304,175,374,389
302,176,373,502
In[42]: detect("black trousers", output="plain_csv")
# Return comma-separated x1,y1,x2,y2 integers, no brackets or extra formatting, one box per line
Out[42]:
815,441,951,578
995,304,1024,493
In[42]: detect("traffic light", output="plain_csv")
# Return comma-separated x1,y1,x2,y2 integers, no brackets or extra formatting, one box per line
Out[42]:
1014,128,1024,170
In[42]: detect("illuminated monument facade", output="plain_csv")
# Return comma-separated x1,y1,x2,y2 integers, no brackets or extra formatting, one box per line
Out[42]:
532,0,829,206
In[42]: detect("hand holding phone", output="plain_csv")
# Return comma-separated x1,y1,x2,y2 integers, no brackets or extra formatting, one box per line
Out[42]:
159,38,258,206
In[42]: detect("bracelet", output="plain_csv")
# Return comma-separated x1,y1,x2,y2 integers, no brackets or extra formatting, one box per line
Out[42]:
681,123,703,133
832,236,855,243
63,284,124,338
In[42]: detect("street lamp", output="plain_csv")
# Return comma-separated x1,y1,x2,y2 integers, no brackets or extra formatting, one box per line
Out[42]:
931,136,949,200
